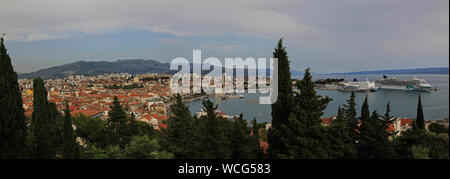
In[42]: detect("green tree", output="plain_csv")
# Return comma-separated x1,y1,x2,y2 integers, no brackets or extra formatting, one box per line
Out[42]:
122,135,173,159
414,94,425,130
230,114,252,159
343,92,359,142
358,100,396,159
250,118,263,159
72,115,108,148
106,96,136,147
62,102,79,159
295,68,332,128
378,102,396,157
30,77,60,159
164,94,198,159
197,99,231,159
428,123,448,135
278,68,331,158
268,38,294,158
425,133,449,159
393,96,428,159
0,37,27,158
411,145,429,159
360,95,370,123
326,106,357,159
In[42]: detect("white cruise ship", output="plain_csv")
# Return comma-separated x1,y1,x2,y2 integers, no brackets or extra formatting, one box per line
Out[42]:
375,75,432,91
337,78,377,92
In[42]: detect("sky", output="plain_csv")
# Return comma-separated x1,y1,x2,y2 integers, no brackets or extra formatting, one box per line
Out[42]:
1,0,448,73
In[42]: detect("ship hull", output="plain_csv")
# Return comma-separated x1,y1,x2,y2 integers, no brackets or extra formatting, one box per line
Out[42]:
377,85,431,91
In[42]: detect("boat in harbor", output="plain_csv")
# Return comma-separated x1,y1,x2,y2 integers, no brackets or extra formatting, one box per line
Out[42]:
223,94,244,99
375,75,432,91
337,78,377,92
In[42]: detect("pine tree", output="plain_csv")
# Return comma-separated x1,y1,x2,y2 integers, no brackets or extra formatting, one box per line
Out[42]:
62,102,77,159
295,68,331,128
230,114,252,159
31,77,60,158
358,110,380,158
197,99,231,159
379,101,396,157
0,37,27,159
106,96,134,147
343,92,359,143
268,38,294,158
381,101,396,137
278,68,331,158
164,94,198,159
358,101,396,159
343,92,357,121
326,106,357,159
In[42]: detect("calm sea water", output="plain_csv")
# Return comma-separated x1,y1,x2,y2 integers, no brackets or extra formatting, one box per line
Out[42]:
187,74,449,123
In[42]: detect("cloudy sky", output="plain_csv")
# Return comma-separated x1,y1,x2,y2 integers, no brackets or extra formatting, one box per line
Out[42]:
1,0,448,73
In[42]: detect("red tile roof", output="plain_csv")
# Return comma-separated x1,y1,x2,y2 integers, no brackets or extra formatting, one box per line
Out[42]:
321,118,332,125
71,109,102,117
401,118,412,127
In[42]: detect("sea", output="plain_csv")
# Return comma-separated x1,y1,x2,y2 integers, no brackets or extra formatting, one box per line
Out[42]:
187,74,449,123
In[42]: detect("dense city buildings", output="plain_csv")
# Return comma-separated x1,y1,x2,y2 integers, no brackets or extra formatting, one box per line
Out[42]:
19,73,173,129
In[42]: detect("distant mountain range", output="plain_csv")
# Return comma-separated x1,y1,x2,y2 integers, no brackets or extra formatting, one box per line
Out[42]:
19,59,172,79
18,59,449,79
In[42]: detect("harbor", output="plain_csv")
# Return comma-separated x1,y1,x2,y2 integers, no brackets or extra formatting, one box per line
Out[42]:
187,74,449,122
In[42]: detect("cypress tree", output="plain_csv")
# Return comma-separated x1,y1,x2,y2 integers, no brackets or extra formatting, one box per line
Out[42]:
360,95,370,123
358,96,372,158
392,97,430,159
268,38,294,158
31,77,59,158
164,94,197,159
396,94,428,158
0,37,27,159
62,102,76,159
415,94,425,130
336,106,342,121
358,95,370,148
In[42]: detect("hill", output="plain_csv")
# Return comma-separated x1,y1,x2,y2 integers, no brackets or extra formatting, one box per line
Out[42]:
19,59,172,79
